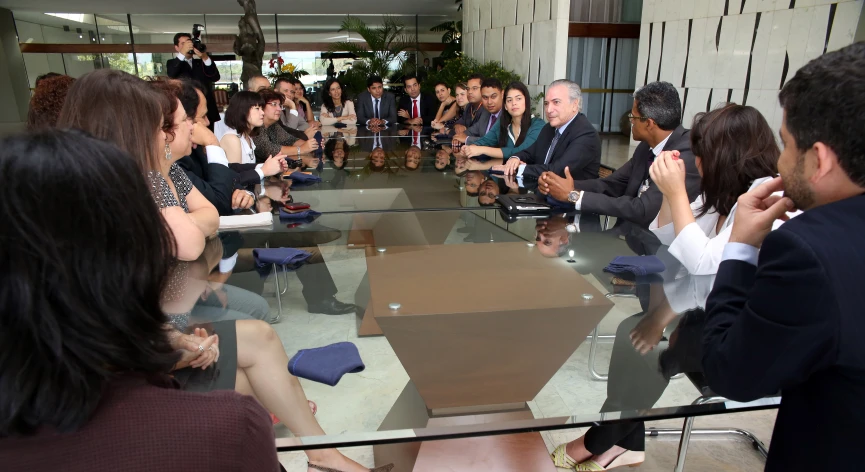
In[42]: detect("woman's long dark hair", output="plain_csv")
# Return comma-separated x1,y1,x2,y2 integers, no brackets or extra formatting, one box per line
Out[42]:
498,81,532,148
690,104,780,217
322,78,347,115
224,91,265,136
0,130,179,437
324,138,349,169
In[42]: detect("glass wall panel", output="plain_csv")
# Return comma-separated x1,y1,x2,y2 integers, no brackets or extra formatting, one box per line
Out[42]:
95,14,132,45
569,0,643,23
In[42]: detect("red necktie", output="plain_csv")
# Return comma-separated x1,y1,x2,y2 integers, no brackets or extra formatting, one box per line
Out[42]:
413,130,419,147
412,99,418,119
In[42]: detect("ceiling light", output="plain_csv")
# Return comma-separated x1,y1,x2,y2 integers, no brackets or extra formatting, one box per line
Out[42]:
46,13,86,23
79,34,83,38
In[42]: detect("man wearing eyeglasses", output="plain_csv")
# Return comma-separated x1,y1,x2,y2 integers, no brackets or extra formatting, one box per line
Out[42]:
539,81,701,228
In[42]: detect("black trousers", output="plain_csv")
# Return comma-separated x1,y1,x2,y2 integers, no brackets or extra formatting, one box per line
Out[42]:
584,310,672,454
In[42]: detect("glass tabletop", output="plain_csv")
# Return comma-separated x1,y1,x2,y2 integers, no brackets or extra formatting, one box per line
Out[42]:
168,207,780,454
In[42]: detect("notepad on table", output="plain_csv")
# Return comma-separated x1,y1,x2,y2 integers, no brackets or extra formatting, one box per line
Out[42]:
218,213,273,230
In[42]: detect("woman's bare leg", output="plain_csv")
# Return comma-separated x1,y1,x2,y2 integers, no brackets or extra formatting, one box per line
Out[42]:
234,320,368,471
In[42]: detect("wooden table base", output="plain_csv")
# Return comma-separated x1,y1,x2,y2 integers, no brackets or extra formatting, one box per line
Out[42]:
373,382,557,472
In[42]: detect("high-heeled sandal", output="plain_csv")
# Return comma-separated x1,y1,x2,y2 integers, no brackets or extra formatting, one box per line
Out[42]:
574,450,645,471
551,443,579,469
307,462,394,472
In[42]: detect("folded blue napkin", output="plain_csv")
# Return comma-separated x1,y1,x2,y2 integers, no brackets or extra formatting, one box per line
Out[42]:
285,172,322,184
279,208,321,221
288,342,365,386
333,122,348,128
604,255,666,277
253,248,312,279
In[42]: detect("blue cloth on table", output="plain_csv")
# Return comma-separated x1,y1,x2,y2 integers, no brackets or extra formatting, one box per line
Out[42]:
288,342,365,386
332,122,347,128
279,208,321,221
603,255,666,277
284,172,322,184
253,247,312,279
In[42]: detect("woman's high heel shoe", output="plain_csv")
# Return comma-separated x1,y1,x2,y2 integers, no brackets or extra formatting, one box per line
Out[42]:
551,443,579,469
574,450,645,471
307,462,394,472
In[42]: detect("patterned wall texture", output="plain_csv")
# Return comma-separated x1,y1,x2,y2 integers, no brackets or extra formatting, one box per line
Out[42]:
462,0,571,99
636,0,863,133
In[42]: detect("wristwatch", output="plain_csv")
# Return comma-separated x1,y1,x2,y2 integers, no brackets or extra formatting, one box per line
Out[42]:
567,190,581,203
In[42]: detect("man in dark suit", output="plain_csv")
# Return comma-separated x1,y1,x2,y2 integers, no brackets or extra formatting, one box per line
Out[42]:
539,81,700,228
358,125,398,152
167,32,221,128
496,79,601,182
398,74,437,127
701,43,865,472
356,75,397,127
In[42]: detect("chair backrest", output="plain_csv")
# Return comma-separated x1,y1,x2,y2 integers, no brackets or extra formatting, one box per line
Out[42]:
598,164,615,179
214,89,229,111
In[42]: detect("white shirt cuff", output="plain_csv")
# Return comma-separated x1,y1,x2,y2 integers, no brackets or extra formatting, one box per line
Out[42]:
572,214,581,233
574,190,584,211
218,253,238,273
516,164,526,177
289,109,298,116
203,58,212,66
722,242,759,266
254,164,265,180
205,145,229,166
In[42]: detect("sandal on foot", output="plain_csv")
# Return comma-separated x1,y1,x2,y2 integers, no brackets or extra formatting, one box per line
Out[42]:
575,450,645,471
308,463,394,472
551,443,579,469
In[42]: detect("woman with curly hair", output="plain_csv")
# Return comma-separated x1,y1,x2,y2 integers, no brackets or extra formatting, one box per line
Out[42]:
26,75,75,129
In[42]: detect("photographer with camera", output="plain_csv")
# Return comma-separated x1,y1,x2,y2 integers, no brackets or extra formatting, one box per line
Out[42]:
167,27,221,128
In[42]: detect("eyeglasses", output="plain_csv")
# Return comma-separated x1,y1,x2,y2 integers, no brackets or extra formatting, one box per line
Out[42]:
266,101,284,110
627,113,649,122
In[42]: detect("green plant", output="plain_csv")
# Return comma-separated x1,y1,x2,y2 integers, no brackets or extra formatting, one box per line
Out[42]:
422,56,522,94
266,56,309,82
431,20,462,60
327,15,415,94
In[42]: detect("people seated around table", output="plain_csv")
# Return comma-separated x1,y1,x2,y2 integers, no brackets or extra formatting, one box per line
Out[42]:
356,75,397,128
291,78,319,128
398,74,437,127
494,79,601,181
319,78,357,126
26,74,75,130
459,81,545,164
551,103,785,471
246,74,270,93
367,147,390,173
452,73,487,137
404,146,423,171
430,82,460,130
700,42,865,472
464,170,486,197
253,89,319,162
538,81,700,227
54,70,381,472
455,78,503,146
0,129,280,471
273,77,315,134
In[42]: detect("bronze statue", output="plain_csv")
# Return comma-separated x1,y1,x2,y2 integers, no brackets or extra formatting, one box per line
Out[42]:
233,0,265,87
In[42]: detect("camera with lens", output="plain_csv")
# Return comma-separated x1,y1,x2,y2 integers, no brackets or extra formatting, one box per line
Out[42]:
190,24,207,53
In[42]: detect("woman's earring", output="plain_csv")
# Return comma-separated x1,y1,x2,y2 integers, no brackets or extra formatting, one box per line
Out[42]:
164,143,172,161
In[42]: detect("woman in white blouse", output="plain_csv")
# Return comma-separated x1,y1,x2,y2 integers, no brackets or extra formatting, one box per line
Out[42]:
220,91,265,164
319,78,357,126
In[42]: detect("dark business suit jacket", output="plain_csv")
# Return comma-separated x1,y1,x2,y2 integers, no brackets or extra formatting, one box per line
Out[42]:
702,193,865,471
455,103,487,132
575,126,700,228
397,93,438,127
358,127,398,152
356,91,398,125
177,146,235,216
167,57,222,125
513,113,600,181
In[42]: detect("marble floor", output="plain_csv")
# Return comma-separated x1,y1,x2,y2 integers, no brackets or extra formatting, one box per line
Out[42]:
262,134,776,470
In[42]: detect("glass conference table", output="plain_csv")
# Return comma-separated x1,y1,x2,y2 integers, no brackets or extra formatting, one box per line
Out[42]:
194,126,779,471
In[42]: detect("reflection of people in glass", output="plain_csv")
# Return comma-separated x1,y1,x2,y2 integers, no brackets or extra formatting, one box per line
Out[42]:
477,179,500,206
325,138,349,170
404,146,422,171
435,148,452,171
534,216,571,257
464,170,486,196
368,148,387,172
454,155,469,176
